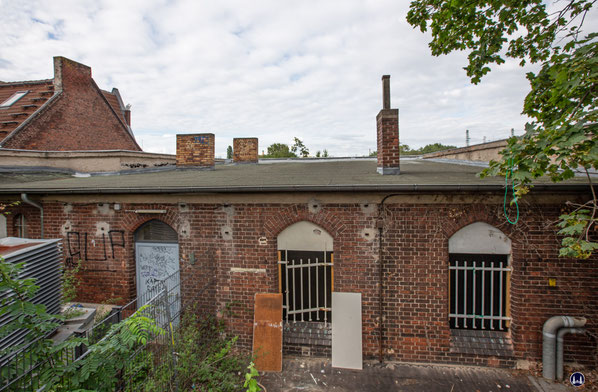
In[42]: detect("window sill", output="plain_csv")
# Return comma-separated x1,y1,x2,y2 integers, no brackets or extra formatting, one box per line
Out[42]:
450,329,514,357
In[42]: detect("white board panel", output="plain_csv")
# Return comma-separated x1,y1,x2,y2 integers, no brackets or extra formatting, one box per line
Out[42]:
332,292,362,370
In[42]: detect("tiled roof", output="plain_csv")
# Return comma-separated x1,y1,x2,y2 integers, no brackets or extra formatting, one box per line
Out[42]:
0,80,54,143
101,90,127,125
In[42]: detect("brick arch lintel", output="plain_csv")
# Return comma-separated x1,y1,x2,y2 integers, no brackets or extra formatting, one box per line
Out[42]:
263,205,346,242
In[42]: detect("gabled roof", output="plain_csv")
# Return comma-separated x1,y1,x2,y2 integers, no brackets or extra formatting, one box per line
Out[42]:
0,80,54,143
0,57,140,151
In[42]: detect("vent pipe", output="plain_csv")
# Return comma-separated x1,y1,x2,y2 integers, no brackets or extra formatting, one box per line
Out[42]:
20,193,43,238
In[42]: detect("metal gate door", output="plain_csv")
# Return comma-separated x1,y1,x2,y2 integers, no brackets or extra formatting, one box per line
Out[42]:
135,242,180,318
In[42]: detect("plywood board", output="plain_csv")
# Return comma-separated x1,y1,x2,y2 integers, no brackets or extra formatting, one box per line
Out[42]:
332,292,362,370
252,293,283,372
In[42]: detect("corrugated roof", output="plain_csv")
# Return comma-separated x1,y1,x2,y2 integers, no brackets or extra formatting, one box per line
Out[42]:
0,159,589,194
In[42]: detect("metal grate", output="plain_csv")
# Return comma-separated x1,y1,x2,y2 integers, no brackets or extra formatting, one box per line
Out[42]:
449,254,511,331
279,250,333,323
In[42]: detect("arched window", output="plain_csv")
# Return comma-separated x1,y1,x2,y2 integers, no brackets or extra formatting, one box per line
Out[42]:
134,219,178,243
448,222,511,331
13,214,27,238
278,221,333,323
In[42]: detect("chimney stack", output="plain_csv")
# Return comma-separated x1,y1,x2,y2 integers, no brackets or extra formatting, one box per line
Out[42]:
176,133,215,169
233,137,258,164
376,75,400,175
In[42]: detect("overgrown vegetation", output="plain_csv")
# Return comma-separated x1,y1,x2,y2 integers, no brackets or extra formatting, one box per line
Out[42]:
407,0,597,258
124,311,257,392
0,246,258,391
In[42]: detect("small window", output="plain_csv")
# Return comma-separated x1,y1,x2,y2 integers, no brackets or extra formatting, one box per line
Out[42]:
0,91,29,108
13,214,27,238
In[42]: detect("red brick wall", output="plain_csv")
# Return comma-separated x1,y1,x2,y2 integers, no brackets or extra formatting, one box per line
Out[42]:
176,133,215,167
2,57,140,151
233,138,258,163
4,196,597,367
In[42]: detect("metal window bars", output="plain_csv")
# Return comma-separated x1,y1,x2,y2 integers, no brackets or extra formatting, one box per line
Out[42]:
449,257,511,331
279,251,333,323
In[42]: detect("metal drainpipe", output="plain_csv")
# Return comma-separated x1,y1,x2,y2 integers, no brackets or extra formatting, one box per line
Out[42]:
557,328,586,381
21,193,43,239
542,316,587,380
377,193,401,363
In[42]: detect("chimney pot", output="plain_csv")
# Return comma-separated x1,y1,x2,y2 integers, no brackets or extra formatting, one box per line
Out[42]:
382,75,391,109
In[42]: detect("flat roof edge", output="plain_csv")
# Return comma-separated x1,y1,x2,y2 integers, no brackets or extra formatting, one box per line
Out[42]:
0,183,590,195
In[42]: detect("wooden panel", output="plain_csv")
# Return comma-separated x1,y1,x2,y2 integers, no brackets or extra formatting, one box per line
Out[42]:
332,292,362,370
252,293,283,372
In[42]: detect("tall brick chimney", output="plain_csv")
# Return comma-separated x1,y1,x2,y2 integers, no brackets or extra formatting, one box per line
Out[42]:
233,138,258,164
176,133,215,169
376,75,399,175
53,56,93,93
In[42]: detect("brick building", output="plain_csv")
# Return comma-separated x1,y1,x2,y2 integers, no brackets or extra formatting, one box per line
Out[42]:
0,76,595,370
0,56,141,151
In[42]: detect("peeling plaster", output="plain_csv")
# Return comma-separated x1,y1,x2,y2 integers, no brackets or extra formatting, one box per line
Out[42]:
308,199,322,214
360,228,376,242
61,220,73,236
179,220,191,239
63,203,73,214
360,200,376,215
221,226,233,240
95,221,110,237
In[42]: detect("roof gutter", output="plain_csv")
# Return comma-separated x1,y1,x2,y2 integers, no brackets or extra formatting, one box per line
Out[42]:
20,193,43,238
0,183,590,195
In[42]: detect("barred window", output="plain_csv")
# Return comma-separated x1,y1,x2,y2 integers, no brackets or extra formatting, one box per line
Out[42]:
448,222,511,332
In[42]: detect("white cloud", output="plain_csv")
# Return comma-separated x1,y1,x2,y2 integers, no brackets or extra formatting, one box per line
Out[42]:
2,0,586,156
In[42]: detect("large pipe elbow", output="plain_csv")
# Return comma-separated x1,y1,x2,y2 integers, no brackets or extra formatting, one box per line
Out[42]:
543,316,587,380
556,328,586,381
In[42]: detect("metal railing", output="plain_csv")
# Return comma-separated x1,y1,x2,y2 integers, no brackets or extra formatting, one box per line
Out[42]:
280,254,333,323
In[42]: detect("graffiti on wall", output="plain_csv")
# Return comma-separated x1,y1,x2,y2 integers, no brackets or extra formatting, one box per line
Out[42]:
65,230,126,267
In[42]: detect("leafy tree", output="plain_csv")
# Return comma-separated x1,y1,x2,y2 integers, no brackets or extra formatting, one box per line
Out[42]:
227,145,233,159
322,149,329,157
265,143,296,158
408,0,597,258
419,143,457,154
316,150,321,158
291,137,310,157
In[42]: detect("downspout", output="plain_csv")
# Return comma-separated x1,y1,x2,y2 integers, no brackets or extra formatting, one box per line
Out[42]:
556,328,586,381
21,193,43,239
542,316,586,380
377,193,400,363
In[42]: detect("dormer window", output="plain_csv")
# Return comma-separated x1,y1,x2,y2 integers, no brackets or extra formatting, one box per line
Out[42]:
0,91,29,108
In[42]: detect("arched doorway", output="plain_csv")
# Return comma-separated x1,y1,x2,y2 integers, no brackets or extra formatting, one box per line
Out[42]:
134,220,180,307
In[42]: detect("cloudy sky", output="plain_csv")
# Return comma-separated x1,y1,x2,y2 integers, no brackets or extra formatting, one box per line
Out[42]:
1,1,593,157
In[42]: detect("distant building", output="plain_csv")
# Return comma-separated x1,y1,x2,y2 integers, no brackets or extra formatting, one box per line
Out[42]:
0,56,140,151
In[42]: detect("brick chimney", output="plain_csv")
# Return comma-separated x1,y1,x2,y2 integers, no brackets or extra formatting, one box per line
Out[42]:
233,137,258,164
53,56,93,93
376,75,399,175
176,133,215,169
